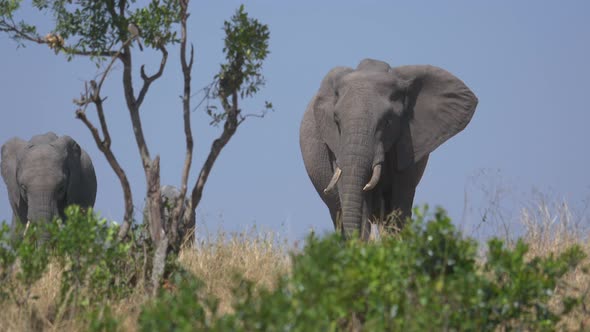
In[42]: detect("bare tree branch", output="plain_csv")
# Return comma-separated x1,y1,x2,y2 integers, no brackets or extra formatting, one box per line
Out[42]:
188,90,240,221
170,0,195,248
238,111,267,125
70,34,140,241
146,157,163,242
150,230,168,295
119,45,167,246
74,82,134,241
137,46,168,109
192,81,216,112
120,50,153,171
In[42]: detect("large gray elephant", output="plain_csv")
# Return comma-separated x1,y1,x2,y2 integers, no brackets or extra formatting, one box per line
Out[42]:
1,132,97,234
300,59,478,239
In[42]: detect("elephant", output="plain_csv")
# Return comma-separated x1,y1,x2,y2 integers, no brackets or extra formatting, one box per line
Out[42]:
1,132,97,237
143,185,196,246
300,58,478,239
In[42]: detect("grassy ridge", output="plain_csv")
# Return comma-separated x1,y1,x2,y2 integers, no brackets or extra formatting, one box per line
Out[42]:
0,199,588,331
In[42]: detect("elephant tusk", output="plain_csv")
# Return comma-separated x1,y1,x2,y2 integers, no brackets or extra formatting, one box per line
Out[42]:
323,167,342,194
363,164,382,191
23,220,31,236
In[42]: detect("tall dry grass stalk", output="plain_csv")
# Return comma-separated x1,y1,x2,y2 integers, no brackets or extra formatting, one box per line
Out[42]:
521,199,587,256
0,262,62,332
179,226,291,313
0,260,151,332
0,226,291,331
1,197,588,331
518,198,590,330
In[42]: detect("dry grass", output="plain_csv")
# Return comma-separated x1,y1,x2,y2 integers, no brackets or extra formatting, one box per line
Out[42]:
1,198,589,331
179,227,291,313
517,199,590,330
0,226,291,331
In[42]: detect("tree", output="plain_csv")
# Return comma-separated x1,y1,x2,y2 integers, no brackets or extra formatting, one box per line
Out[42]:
0,0,271,292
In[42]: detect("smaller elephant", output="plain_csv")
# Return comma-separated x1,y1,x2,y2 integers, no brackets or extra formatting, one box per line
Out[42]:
143,185,196,246
1,132,97,237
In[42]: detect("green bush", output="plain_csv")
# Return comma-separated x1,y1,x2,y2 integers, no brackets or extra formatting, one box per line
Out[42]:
138,270,218,331
48,206,134,306
0,206,135,321
2,206,585,331
0,220,51,303
137,207,585,331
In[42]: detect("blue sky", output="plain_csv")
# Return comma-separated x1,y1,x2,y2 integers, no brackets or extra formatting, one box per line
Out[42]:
1,1,589,241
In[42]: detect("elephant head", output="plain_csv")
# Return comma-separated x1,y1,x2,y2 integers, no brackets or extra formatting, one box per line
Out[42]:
1,132,97,233
143,185,196,247
306,59,478,238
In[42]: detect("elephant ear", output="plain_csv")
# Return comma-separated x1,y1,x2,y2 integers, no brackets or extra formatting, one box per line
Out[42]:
1,137,28,222
53,136,86,207
390,65,478,170
312,66,353,158
77,147,97,207
58,136,97,208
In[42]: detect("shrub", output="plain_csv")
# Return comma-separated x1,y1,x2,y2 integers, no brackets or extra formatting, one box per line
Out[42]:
2,206,586,330
0,206,137,328
137,207,586,331
138,270,217,331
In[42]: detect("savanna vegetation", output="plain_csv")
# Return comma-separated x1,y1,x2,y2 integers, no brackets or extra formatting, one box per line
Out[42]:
1,201,589,331
1,1,589,331
0,0,272,294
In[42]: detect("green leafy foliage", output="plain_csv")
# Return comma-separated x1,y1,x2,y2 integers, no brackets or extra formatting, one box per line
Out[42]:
0,206,136,324
218,4,270,98
0,220,51,304
135,207,586,331
51,0,121,53
481,238,585,329
0,0,182,60
87,304,121,332
207,4,272,125
47,206,133,306
0,0,20,16
0,224,17,300
129,0,181,49
0,0,39,48
138,271,217,331
1,206,586,330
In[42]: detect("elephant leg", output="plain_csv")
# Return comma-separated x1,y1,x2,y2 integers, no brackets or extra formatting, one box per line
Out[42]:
389,155,429,228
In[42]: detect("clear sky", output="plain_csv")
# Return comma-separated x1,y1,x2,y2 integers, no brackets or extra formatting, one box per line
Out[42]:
1,1,589,242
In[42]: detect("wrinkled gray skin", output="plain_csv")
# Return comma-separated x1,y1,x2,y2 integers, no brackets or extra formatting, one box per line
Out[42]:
1,132,97,236
144,185,196,244
300,59,478,239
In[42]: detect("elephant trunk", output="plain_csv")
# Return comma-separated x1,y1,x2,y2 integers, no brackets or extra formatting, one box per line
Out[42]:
340,173,368,238
339,136,381,239
27,192,59,240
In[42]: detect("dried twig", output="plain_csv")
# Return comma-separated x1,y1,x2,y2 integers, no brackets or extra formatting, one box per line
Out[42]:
73,34,137,241
137,47,168,108
170,0,195,248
